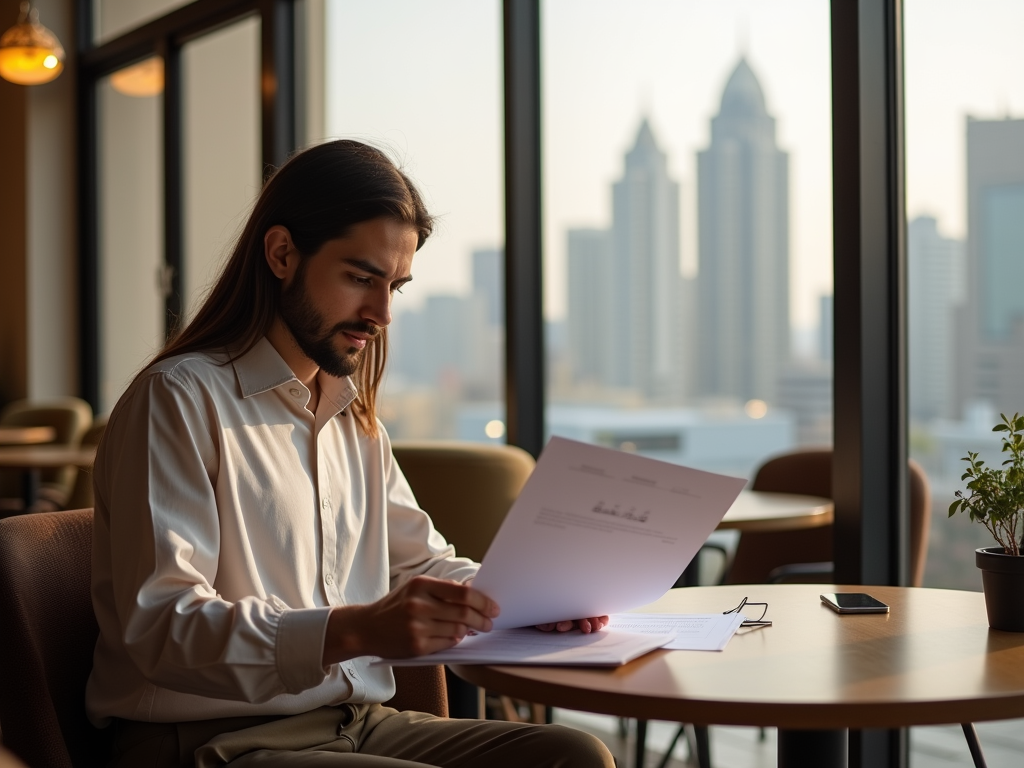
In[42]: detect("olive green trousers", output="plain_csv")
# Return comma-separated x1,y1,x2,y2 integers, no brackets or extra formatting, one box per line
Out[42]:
109,703,614,768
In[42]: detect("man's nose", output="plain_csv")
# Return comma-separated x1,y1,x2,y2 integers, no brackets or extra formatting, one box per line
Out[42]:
362,287,392,327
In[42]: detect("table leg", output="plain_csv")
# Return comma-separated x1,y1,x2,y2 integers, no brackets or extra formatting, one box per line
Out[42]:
21,468,40,511
778,729,847,768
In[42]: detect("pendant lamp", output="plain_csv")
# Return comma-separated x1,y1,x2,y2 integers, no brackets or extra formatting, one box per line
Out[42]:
0,2,65,85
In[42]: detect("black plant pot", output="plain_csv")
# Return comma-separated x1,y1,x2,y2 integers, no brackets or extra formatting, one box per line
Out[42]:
976,547,1024,632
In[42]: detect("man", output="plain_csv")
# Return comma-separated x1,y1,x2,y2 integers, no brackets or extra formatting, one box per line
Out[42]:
87,140,614,767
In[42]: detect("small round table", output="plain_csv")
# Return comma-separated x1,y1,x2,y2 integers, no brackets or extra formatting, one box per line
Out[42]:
0,445,97,510
679,490,834,587
720,490,833,532
452,584,1023,768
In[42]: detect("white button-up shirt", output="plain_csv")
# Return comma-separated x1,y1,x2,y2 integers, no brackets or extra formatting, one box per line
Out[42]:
86,338,477,726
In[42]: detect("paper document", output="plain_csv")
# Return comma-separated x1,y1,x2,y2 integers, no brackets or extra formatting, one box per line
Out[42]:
472,437,746,629
376,628,672,667
608,613,746,651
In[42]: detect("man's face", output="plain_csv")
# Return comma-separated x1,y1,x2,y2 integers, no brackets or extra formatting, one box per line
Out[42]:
278,217,417,377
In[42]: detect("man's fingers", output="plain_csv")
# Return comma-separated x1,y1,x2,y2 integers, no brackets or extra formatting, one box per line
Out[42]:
413,576,500,619
555,620,574,632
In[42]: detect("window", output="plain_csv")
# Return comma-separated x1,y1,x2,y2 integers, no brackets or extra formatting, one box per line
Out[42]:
906,0,1024,589
313,0,504,441
543,0,833,480
96,63,163,411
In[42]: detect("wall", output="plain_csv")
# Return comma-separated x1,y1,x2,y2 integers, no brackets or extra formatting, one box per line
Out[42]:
0,0,78,406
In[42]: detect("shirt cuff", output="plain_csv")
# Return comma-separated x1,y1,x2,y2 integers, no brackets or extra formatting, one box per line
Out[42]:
275,607,333,694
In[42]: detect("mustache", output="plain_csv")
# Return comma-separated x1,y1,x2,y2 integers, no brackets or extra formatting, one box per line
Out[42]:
331,321,381,338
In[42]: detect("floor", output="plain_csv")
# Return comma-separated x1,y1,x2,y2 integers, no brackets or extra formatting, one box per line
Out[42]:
551,710,1024,767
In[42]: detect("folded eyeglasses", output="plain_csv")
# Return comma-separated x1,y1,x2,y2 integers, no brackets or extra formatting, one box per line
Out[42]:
724,596,772,628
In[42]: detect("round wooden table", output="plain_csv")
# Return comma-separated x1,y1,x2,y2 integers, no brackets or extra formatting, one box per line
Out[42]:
0,426,56,446
720,490,833,532
0,445,97,509
452,584,1023,768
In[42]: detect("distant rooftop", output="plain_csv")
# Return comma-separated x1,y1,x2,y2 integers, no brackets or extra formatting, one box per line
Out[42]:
719,57,768,117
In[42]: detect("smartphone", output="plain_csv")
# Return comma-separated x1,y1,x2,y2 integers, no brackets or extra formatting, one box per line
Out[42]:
820,593,889,614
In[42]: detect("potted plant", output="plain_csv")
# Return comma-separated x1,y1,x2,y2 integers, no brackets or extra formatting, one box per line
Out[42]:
949,412,1024,631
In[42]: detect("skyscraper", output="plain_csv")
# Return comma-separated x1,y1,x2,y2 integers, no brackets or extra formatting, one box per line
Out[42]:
611,119,685,402
566,228,612,386
908,216,963,421
471,247,502,328
696,58,790,404
959,117,1024,416
565,119,688,403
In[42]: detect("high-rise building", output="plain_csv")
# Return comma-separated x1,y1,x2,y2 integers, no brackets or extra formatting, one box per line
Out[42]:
566,228,612,385
471,247,502,327
959,117,1024,416
564,119,689,403
908,216,964,421
696,58,790,405
611,119,685,402
818,295,833,363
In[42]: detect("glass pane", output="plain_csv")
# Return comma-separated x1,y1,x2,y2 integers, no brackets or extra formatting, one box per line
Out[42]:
906,0,1024,590
181,16,262,322
94,0,193,45
97,63,164,412
316,0,504,442
544,0,833,480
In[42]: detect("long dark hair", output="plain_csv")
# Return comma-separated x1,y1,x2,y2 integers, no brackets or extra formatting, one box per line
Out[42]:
145,140,433,436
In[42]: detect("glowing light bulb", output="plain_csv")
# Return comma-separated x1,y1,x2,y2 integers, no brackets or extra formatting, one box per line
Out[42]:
484,420,505,439
0,3,65,86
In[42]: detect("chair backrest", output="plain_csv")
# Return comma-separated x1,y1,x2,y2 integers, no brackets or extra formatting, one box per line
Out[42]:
0,398,94,503
65,415,108,511
0,508,106,768
391,441,536,563
726,449,931,586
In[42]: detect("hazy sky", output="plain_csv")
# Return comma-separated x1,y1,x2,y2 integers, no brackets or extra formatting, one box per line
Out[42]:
323,0,1024,329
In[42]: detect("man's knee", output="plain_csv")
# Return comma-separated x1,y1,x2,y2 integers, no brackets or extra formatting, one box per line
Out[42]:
528,724,615,768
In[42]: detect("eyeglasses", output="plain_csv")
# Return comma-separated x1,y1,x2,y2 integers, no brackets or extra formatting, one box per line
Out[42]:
724,596,772,628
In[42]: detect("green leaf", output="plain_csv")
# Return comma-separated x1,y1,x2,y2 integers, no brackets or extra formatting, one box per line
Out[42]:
994,424,1010,432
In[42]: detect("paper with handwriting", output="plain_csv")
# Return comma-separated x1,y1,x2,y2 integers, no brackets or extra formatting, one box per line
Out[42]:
471,437,746,630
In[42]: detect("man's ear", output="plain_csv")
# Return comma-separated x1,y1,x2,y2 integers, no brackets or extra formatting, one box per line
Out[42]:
264,225,299,280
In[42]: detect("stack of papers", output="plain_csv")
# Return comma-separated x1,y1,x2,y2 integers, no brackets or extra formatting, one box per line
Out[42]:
376,628,673,667
607,613,746,651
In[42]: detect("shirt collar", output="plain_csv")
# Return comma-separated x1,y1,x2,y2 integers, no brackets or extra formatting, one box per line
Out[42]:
232,337,359,410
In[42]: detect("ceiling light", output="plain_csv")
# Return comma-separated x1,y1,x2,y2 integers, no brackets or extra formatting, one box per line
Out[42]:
0,2,65,86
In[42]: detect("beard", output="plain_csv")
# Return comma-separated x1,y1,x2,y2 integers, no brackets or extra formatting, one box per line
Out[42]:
278,264,379,378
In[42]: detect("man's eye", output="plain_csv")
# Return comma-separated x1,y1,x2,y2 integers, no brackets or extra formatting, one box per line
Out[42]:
391,284,405,295
351,275,372,286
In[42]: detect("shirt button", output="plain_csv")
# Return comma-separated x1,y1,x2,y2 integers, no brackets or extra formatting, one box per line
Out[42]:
322,498,331,509
325,573,334,585
289,387,302,397
346,665,356,675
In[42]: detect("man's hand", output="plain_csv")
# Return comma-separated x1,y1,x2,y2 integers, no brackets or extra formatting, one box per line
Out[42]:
536,616,610,634
322,576,500,665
